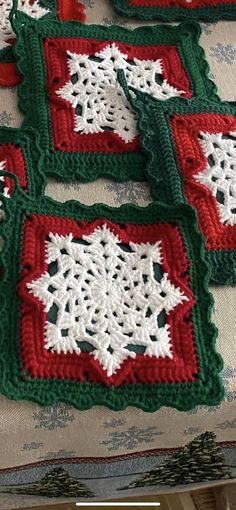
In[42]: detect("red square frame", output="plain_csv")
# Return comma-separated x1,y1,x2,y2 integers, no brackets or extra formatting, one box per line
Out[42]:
171,113,236,251
18,214,197,387
43,37,192,155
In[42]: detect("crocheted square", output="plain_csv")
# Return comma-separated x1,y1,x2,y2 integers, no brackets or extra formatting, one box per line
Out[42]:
13,14,218,182
112,0,236,22
0,128,45,208
128,88,236,284
0,183,223,410
0,0,85,86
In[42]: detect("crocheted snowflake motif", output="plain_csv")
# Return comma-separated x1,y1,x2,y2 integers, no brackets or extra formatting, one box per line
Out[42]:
0,0,49,47
195,131,236,225
56,44,184,143
27,224,188,377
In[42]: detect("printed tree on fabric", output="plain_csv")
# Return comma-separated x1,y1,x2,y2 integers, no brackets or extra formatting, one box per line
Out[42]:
120,432,231,489
195,132,236,225
2,467,94,498
57,44,184,144
27,224,188,378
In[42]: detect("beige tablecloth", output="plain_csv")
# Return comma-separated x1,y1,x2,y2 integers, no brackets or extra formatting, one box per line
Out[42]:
0,1,236,508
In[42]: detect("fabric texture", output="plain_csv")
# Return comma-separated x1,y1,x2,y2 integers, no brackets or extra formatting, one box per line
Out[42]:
119,90,236,284
112,0,236,21
0,1,236,509
12,12,218,182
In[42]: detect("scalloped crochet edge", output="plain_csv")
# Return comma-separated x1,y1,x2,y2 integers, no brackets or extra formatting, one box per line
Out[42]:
112,0,236,22
0,182,224,410
121,84,236,285
11,15,218,182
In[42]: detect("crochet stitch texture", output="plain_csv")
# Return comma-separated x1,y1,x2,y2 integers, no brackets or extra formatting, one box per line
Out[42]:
0,127,45,201
12,14,218,182
0,185,223,410
112,0,236,21
122,82,236,284
0,0,85,85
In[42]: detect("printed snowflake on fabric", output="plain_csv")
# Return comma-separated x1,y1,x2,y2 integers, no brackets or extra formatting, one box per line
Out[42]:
0,0,49,47
27,224,188,377
0,111,14,127
210,43,236,64
57,44,184,143
195,131,236,225
101,426,162,451
106,181,151,205
33,403,75,430
21,441,44,451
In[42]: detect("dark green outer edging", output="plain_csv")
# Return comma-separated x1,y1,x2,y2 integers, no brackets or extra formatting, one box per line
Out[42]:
0,0,56,63
12,13,218,182
112,0,236,21
0,181,224,411
129,90,236,285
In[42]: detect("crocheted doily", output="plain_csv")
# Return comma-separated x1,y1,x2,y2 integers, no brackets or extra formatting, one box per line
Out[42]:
112,0,236,21
13,16,218,182
0,187,223,410
0,0,85,86
0,128,44,212
126,85,236,284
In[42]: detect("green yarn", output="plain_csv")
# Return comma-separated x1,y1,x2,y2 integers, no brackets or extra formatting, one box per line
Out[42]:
112,0,236,22
118,76,236,286
12,14,218,182
0,180,224,411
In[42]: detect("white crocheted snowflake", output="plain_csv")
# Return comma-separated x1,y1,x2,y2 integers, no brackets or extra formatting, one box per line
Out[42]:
27,225,188,377
0,0,49,47
57,44,184,143
0,160,10,221
195,131,236,225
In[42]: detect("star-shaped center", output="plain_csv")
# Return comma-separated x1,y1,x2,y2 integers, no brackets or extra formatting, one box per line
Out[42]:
27,224,189,377
57,43,184,144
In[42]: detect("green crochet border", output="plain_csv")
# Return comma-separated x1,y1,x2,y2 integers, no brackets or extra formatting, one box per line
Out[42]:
0,127,45,196
112,0,236,22
12,12,218,182
0,0,55,64
0,182,223,410
123,85,236,285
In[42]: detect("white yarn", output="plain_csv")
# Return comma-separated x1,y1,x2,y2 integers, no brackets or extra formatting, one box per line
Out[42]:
27,225,188,376
57,44,184,144
195,131,236,225
0,0,49,47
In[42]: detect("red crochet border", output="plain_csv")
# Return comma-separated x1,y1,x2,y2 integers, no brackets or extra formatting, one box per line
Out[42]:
130,0,234,7
0,0,85,87
43,37,191,154
171,112,236,251
18,214,197,387
0,63,21,87
57,0,86,22
0,143,27,194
